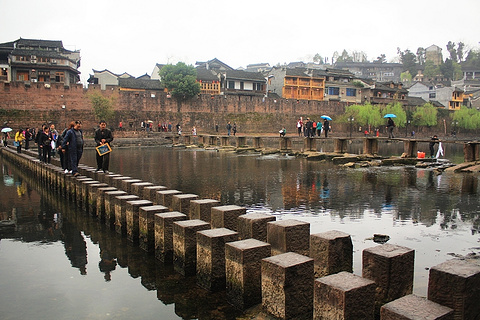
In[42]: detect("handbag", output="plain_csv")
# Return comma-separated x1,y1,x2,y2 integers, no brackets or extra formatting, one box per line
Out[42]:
13,141,19,147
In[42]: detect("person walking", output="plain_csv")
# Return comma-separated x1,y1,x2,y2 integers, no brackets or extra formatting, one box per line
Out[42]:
429,135,439,158
57,122,73,173
316,120,322,137
14,128,25,153
94,120,114,173
49,123,58,157
323,119,330,138
226,121,232,136
386,117,395,139
232,123,237,136
38,126,52,163
62,120,84,177
296,118,303,136
24,128,31,150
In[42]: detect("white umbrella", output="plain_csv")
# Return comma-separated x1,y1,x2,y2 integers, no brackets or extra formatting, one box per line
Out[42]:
1,127,12,133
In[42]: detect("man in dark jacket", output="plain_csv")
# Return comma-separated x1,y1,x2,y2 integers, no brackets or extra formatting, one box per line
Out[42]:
62,120,84,176
94,120,114,172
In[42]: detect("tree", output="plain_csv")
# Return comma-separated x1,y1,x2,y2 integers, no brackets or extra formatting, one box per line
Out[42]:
412,103,438,127
336,49,353,63
452,106,480,130
159,62,201,102
89,92,115,123
446,41,458,63
400,71,412,83
464,49,480,68
424,60,441,79
440,59,462,80
313,53,324,64
397,48,417,77
374,54,387,64
352,51,368,62
457,42,465,62
383,102,406,128
416,47,426,66
343,103,382,129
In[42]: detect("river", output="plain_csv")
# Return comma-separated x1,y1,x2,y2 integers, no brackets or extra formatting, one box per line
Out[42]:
0,143,479,319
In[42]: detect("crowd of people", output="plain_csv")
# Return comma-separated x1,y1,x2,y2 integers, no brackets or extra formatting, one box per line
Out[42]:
2,120,113,177
295,118,330,138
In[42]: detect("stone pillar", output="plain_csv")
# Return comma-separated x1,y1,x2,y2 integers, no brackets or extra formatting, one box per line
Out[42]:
310,230,353,277
121,178,142,194
155,211,187,262
362,244,415,311
125,199,153,243
196,228,238,291
96,187,118,222
80,179,99,211
254,137,263,149
171,193,198,214
156,189,181,208
267,219,310,256
105,191,127,227
314,271,376,320
381,294,454,320
208,135,216,146
279,137,292,152
131,182,154,197
427,259,480,320
463,142,480,162
173,219,210,276
183,135,191,145
262,252,314,320
211,205,246,231
220,136,230,146
363,138,379,155
236,136,246,147
189,199,220,221
334,138,348,153
403,140,418,158
238,213,276,242
304,137,316,152
87,182,108,216
139,205,168,252
143,185,167,203
110,175,132,189
114,194,139,235
226,239,271,310
75,177,93,208
102,173,122,186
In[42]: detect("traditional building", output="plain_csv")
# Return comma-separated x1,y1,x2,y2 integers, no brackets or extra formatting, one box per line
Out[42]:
88,69,134,90
407,81,465,110
267,67,325,101
0,38,81,86
361,81,409,106
425,45,443,66
324,68,361,103
334,61,403,82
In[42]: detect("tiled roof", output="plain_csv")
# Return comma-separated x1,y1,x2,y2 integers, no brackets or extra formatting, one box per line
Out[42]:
196,67,219,81
406,96,427,107
226,69,265,81
11,48,66,59
118,78,163,90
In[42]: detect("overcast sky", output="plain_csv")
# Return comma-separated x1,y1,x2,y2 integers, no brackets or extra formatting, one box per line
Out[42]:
2,0,479,84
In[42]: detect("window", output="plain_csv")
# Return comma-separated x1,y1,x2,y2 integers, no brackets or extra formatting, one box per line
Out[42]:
240,82,244,90
383,72,394,76
55,72,64,82
253,83,263,91
16,70,29,81
429,93,436,99
327,87,339,95
346,88,356,96
228,81,235,89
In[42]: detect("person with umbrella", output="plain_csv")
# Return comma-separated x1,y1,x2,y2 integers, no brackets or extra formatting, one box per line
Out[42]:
1,127,12,147
386,115,396,139
321,115,331,138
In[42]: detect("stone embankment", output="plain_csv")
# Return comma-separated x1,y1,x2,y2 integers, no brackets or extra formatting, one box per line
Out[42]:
2,145,479,319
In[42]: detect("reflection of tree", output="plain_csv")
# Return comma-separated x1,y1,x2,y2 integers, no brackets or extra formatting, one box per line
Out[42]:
62,218,87,275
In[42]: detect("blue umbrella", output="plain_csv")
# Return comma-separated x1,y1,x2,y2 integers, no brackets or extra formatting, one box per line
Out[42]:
321,115,332,121
384,114,397,118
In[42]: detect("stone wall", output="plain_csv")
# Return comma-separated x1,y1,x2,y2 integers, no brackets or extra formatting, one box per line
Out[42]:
0,81,347,134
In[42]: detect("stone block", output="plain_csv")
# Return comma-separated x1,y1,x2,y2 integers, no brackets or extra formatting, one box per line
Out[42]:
262,252,314,320
362,244,415,310
314,271,376,320
310,230,353,277
225,239,271,310
121,178,142,194
171,193,198,214
130,181,154,197
380,294,454,320
87,182,108,216
139,205,168,252
189,199,220,221
154,211,187,262
125,199,153,243
238,213,276,242
143,185,167,203
173,219,210,276
267,219,310,256
103,190,126,227
211,205,246,231
110,175,132,189
428,259,480,320
114,194,139,235
156,189,181,208
196,228,238,291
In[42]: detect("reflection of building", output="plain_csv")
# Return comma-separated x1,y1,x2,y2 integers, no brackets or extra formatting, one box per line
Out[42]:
0,38,81,86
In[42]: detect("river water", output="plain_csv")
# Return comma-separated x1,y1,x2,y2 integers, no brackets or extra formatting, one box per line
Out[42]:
1,143,479,319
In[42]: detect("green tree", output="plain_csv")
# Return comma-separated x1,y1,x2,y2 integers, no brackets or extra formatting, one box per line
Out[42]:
452,106,480,130
424,60,441,79
343,103,382,128
374,54,387,63
313,53,324,64
89,92,115,123
383,102,407,128
159,62,201,102
400,71,412,83
336,49,353,62
412,103,438,127
397,48,417,77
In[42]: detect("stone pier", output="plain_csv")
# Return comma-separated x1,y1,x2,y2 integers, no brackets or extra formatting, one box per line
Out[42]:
238,213,275,242
154,211,187,262
103,190,126,227
267,219,310,256
156,189,181,208
131,182,154,197
210,205,246,231
380,294,454,320
225,239,271,310
125,199,153,243
114,194,139,235
171,193,198,214
143,185,167,202
262,252,314,320
139,205,168,252
189,199,220,221
310,230,353,277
